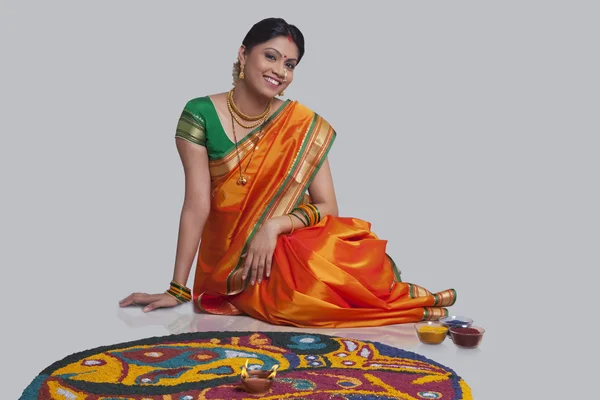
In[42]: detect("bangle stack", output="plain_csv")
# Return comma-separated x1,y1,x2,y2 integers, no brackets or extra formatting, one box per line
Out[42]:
288,203,321,229
165,280,192,303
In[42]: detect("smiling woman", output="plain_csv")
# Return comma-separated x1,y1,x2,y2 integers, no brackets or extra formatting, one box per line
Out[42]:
119,17,458,328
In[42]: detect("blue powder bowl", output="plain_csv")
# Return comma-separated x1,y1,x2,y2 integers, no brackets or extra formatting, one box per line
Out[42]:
439,315,473,335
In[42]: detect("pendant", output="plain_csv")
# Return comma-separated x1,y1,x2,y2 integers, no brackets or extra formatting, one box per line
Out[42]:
237,176,247,185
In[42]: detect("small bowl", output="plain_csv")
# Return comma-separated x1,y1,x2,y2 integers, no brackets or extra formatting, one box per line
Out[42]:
449,325,485,349
414,321,449,345
240,370,274,395
439,315,473,336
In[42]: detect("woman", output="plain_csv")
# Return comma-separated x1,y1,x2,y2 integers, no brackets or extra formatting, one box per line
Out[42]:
120,17,457,328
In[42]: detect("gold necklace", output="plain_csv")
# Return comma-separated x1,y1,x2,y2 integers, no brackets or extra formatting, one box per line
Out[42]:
228,102,265,129
227,89,272,129
226,89,272,185
231,114,263,185
228,89,272,121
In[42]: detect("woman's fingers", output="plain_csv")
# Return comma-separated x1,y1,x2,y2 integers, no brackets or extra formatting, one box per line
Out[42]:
143,296,177,312
119,292,143,306
250,252,261,285
119,294,135,306
265,251,273,278
256,253,266,284
119,292,159,307
241,252,254,280
241,244,276,285
119,293,181,312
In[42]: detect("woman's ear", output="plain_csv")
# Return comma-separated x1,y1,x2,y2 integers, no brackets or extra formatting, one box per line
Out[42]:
238,45,247,64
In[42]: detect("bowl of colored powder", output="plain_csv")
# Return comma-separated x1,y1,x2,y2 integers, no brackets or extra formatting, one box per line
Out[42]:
439,315,473,330
439,315,473,336
449,326,485,349
414,322,449,345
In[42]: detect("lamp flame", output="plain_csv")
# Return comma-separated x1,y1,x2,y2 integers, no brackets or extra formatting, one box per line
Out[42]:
267,364,279,379
240,359,249,379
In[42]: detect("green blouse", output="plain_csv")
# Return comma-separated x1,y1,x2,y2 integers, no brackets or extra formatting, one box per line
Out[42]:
174,96,290,160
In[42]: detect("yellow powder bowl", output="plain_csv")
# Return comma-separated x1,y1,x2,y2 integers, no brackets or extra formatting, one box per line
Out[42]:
414,322,449,345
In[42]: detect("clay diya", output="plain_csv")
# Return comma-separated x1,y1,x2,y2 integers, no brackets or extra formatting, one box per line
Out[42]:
240,360,279,396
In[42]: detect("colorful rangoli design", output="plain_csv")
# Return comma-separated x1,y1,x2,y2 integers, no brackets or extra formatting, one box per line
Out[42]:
20,331,472,399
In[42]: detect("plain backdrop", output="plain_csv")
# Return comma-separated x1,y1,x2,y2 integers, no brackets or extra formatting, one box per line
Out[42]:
1,1,598,398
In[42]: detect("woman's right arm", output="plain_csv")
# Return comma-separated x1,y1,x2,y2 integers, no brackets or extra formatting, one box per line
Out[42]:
171,138,211,287
119,138,211,312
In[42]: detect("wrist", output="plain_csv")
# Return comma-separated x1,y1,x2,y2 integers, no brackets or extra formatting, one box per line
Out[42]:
265,217,285,235
165,280,192,304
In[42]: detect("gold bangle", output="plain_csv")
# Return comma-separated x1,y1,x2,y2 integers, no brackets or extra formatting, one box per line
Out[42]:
287,214,295,235
168,287,191,300
305,203,321,224
165,290,187,304
298,204,315,226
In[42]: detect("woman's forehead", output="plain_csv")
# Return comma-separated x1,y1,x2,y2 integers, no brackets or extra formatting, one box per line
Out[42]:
254,36,299,59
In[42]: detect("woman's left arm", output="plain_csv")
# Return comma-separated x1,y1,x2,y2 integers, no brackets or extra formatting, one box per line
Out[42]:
271,157,339,234
304,157,339,218
241,158,338,284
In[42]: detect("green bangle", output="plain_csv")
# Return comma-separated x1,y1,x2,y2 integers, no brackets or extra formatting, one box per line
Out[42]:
165,290,190,304
169,287,191,300
298,205,316,225
170,280,191,294
291,208,310,227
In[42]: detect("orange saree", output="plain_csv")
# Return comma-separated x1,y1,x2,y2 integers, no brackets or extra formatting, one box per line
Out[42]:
177,97,457,328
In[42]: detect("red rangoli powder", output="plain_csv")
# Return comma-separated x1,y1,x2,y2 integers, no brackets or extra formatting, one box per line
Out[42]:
453,327,480,334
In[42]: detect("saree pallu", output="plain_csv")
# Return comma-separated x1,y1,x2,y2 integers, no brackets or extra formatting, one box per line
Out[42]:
192,100,457,328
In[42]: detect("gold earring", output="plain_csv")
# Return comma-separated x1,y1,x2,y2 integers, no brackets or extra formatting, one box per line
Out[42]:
239,64,245,80
279,90,285,96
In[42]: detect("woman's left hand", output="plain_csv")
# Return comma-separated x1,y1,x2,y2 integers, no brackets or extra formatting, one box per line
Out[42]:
241,220,280,285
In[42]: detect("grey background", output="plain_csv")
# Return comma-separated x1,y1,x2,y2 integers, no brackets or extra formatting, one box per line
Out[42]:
1,1,598,398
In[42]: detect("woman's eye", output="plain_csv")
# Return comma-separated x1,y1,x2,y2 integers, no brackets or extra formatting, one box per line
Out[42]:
286,63,295,70
266,54,276,60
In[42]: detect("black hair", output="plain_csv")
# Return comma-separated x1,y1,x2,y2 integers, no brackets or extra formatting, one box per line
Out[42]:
242,17,305,63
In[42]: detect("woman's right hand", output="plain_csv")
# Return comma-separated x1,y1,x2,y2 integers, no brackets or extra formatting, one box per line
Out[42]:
119,292,180,312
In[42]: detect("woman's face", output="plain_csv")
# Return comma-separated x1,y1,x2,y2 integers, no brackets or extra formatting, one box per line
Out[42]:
239,36,299,98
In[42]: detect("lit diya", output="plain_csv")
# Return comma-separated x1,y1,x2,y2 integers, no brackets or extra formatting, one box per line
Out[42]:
240,359,279,395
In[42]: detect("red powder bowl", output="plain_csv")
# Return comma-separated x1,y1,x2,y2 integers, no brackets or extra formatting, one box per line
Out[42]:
449,326,485,349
